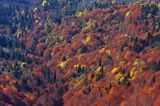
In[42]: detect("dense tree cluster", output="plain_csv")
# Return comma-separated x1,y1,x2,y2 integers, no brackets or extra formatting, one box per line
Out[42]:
0,0,160,106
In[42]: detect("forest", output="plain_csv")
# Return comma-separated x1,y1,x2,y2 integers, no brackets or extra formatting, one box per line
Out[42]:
0,0,160,106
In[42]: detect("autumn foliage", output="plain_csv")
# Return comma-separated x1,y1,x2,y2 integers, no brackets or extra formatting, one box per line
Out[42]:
0,1,160,106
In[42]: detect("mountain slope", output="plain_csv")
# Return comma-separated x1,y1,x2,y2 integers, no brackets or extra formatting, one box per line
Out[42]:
0,1,160,106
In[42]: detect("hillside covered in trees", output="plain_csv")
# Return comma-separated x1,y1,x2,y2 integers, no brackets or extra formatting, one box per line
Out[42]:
0,0,160,106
